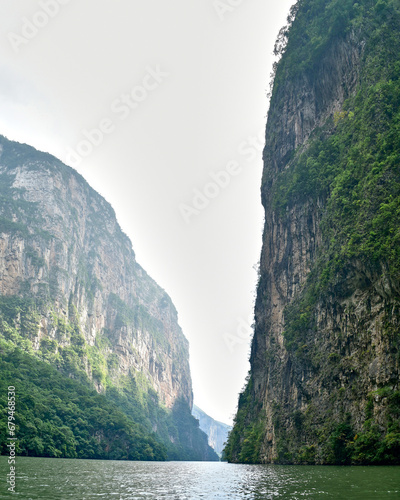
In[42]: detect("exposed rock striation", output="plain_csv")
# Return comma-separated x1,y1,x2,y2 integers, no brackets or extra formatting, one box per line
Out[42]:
225,0,400,465
0,135,191,409
0,135,220,461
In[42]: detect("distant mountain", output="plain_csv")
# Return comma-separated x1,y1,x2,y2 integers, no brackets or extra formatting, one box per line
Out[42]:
192,405,231,457
0,134,218,462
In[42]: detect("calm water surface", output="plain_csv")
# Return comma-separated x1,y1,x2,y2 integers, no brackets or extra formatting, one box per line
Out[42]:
0,457,399,499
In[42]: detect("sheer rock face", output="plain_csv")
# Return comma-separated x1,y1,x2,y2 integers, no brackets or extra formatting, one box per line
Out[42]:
263,34,362,182
227,11,400,464
0,136,192,409
253,37,364,461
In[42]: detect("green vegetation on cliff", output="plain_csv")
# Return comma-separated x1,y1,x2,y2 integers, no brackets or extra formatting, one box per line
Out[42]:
272,0,400,287
192,405,232,457
0,304,217,462
225,0,400,465
0,134,218,462
223,374,264,464
0,339,166,460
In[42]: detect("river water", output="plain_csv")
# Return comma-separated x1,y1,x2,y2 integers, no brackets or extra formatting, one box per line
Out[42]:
0,457,399,499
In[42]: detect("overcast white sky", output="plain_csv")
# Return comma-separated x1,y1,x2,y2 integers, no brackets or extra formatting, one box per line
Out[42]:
0,0,293,424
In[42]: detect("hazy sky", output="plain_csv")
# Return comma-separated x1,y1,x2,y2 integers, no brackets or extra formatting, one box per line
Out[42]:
0,0,293,424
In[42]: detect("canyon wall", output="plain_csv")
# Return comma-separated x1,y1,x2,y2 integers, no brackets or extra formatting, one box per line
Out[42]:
0,134,191,408
0,134,218,460
225,0,400,465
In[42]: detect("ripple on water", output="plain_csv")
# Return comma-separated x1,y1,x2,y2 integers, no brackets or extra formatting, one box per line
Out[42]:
0,457,399,499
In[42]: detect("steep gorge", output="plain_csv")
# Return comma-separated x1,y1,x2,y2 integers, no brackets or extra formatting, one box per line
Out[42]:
0,135,217,461
192,405,232,457
225,0,400,465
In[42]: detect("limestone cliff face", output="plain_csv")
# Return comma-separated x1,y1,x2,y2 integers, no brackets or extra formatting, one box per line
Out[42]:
225,0,400,465
0,135,192,409
192,405,231,457
253,30,364,465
